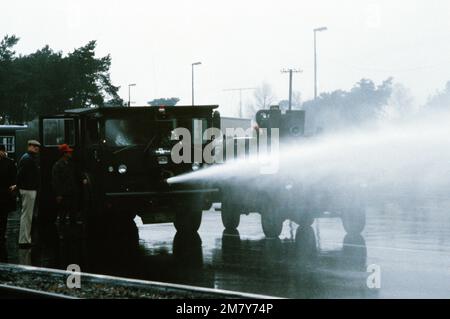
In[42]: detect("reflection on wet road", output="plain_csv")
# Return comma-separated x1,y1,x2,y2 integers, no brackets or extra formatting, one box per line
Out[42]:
2,201,450,298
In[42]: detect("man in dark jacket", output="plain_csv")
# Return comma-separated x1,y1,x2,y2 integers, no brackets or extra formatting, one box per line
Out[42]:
0,144,17,243
52,144,79,224
17,140,40,248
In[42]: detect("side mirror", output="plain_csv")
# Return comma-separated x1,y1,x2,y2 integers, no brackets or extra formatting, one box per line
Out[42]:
212,111,221,130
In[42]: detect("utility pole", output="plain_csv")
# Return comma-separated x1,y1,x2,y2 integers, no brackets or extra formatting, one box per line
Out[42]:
281,69,302,110
314,26,328,99
223,87,256,117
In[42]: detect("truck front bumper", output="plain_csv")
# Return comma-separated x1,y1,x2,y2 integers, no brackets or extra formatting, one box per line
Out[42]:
105,188,219,198
102,188,220,215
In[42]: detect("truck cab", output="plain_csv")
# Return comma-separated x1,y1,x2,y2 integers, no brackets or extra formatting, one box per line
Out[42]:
37,105,221,234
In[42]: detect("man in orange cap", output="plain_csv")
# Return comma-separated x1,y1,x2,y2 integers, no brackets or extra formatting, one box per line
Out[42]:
52,144,79,225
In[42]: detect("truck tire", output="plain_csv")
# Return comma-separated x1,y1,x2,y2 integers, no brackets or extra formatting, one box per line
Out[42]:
107,212,138,240
221,195,241,230
260,199,284,238
174,209,203,233
259,195,284,238
261,213,283,238
341,210,366,235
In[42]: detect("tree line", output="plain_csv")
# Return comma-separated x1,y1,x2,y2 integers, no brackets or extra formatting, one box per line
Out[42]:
2,34,449,129
245,77,450,134
0,35,123,124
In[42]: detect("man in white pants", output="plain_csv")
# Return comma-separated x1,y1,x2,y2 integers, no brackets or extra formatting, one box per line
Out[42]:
16,140,40,248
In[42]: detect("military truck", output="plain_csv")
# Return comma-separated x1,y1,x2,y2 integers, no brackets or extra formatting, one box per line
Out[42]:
219,106,366,238
19,106,221,235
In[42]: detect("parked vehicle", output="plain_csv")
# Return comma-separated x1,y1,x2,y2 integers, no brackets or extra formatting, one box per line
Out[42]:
17,106,221,235
219,106,367,238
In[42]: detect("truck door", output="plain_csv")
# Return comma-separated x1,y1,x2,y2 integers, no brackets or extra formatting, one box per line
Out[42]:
39,116,78,221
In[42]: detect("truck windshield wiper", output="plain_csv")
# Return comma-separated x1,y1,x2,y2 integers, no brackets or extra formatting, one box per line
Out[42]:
113,144,140,154
113,136,158,155
143,136,157,154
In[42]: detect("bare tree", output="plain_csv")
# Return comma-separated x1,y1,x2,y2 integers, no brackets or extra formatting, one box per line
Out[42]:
245,82,276,117
254,82,275,109
382,83,415,120
279,91,302,111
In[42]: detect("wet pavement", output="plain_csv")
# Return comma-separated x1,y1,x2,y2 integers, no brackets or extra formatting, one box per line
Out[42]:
1,201,450,299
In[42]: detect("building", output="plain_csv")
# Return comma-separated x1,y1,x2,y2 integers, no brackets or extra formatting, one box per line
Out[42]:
0,125,28,160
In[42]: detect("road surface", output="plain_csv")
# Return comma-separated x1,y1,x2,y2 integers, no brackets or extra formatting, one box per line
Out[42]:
1,201,450,298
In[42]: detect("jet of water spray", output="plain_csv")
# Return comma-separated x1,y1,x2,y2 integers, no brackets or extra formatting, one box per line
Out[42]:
169,109,450,209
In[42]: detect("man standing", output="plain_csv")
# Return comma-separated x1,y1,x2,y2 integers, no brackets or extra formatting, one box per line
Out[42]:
17,140,40,248
52,144,79,225
0,144,17,243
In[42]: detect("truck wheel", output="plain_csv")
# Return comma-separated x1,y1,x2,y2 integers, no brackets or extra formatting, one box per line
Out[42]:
261,212,283,239
221,195,240,230
174,209,202,233
259,197,284,238
107,212,138,240
341,210,366,234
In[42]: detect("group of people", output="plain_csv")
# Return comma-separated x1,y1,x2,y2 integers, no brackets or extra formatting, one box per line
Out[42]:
0,140,78,249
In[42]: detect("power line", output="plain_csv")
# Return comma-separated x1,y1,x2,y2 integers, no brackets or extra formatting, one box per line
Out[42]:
223,87,257,117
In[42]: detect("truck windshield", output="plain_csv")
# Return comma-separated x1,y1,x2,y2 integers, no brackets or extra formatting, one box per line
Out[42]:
104,117,208,147
105,118,162,147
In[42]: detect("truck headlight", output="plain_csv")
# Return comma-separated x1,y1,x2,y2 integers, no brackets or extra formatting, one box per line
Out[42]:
158,156,168,165
192,162,201,171
118,164,128,174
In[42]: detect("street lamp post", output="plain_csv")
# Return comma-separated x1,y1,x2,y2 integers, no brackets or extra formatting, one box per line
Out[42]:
128,83,136,107
314,26,327,100
192,62,202,106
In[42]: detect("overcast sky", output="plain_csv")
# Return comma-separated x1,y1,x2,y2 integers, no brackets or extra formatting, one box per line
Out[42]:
2,0,450,116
